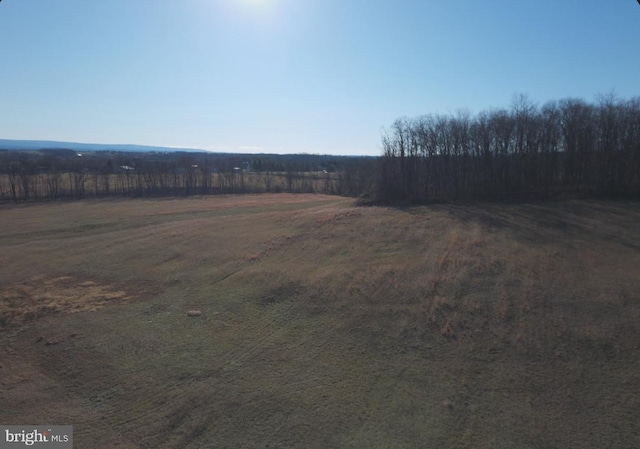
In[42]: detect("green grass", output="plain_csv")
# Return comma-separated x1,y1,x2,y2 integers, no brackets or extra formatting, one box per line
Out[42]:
1,194,640,448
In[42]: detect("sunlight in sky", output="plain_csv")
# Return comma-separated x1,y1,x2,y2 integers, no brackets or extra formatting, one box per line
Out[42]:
239,0,271,6
1,1,639,155
235,0,274,14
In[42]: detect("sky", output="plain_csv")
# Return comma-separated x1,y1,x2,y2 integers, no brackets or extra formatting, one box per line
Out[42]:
1,0,639,156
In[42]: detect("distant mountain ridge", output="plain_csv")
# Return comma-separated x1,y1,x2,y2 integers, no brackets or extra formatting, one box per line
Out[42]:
0,139,208,153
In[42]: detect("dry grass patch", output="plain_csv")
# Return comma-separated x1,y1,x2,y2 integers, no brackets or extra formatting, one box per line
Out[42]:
0,276,136,329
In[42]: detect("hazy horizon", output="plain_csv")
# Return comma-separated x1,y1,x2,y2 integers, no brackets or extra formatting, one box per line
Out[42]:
0,137,378,156
1,0,638,156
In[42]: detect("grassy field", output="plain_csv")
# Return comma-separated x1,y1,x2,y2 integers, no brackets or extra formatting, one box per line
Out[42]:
1,194,639,448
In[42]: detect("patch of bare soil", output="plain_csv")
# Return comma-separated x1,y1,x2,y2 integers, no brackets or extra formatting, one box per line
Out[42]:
0,276,133,329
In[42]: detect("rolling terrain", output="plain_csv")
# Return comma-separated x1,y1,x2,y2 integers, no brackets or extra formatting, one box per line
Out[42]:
1,194,639,448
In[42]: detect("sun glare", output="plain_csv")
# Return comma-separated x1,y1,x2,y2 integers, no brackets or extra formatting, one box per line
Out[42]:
237,0,273,12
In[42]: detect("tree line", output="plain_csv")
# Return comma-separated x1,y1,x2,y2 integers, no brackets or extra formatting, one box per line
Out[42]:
377,94,640,202
0,150,377,202
6,94,637,205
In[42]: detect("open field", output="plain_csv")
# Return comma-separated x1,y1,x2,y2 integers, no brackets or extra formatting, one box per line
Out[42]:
1,194,640,448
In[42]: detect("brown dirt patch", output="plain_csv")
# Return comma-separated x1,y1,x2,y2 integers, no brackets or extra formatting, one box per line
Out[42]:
0,276,134,329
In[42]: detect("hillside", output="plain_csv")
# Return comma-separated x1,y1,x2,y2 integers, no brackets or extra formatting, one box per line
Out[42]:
0,139,208,153
1,194,639,448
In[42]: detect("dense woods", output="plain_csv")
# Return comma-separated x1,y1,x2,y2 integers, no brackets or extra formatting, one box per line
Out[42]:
377,95,640,202
0,150,376,202
4,95,640,204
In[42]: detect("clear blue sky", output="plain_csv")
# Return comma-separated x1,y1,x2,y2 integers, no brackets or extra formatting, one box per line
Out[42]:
1,0,638,155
